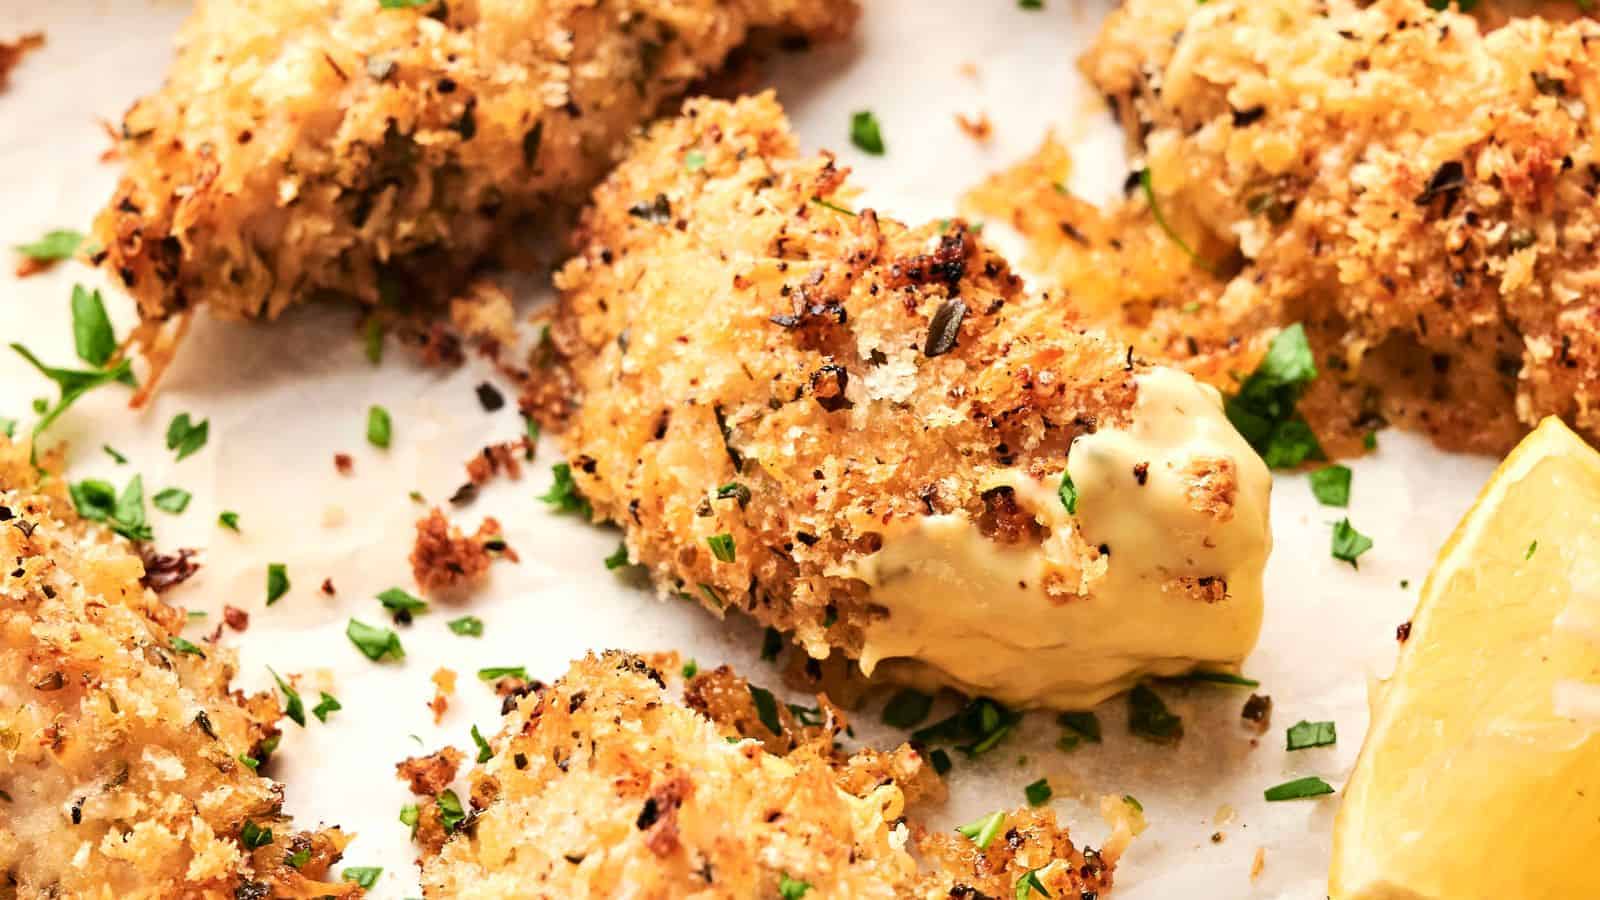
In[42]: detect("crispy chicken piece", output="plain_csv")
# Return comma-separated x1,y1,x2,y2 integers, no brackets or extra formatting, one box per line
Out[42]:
418,651,1118,899
543,93,1272,710
0,439,356,899
94,0,856,324
1006,0,1600,456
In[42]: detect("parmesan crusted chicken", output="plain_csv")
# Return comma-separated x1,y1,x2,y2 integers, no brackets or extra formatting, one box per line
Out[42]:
541,94,1272,710
419,652,1122,899
0,440,356,899
979,0,1600,457
93,0,856,324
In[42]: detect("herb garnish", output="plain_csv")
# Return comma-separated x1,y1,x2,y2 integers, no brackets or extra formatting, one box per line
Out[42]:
685,150,707,172
266,563,290,605
1330,518,1373,568
347,619,405,661
364,319,385,364
10,344,133,437
70,476,153,541
1309,465,1351,507
14,229,84,262
153,487,191,514
779,874,813,899
471,724,493,763
436,789,466,832
1139,168,1212,271
850,110,886,155
955,811,1006,850
1177,670,1260,688
1056,710,1102,751
71,285,116,367
377,587,428,615
379,0,431,8
269,667,306,727
312,692,342,723
1128,683,1183,743
749,683,784,735
284,847,310,869
1286,720,1336,751
1526,540,1538,560
913,696,1020,757
882,689,933,729
1263,775,1335,801
367,405,392,448
448,615,484,637
165,413,209,461
760,627,783,661
707,533,736,563
1058,470,1078,514
540,463,592,517
170,636,206,657
399,803,420,835
478,666,528,681
603,542,630,570
1024,777,1053,807
342,867,383,889
1223,323,1323,468
1016,868,1051,899
218,511,241,532
240,821,273,848
103,444,127,464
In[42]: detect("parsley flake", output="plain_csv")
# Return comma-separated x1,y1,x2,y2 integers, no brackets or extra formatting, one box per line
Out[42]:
1024,777,1052,807
366,405,392,448
377,587,428,614
218,511,241,532
1286,720,1337,751
1056,710,1102,750
448,615,483,637
681,659,699,679
760,626,783,661
603,542,630,570
71,285,116,367
685,150,706,172
153,487,191,514
1331,518,1373,568
779,874,813,899
1058,470,1078,514
913,696,1020,757
312,692,342,723
539,462,592,517
266,563,289,605
1128,683,1183,744
436,789,466,832
165,413,210,461
1139,168,1212,271
850,110,886,155
882,689,933,729
749,684,784,736
1309,465,1351,507
240,821,273,849
10,344,133,437
169,636,206,657
956,811,1006,850
1178,670,1259,688
478,666,528,681
1223,323,1322,468
471,724,493,763
1015,868,1051,899
284,847,310,869
268,667,306,727
1264,775,1335,802
346,619,405,661
103,444,127,464
341,867,383,889
1526,540,1538,560
15,229,84,262
399,803,420,835
364,319,385,365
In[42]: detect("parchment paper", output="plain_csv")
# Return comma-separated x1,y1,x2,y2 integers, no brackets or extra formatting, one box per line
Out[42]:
0,2,1500,896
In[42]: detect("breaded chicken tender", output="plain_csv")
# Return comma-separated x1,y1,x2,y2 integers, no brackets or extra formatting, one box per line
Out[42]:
0,440,356,899
1016,0,1600,456
419,651,1120,899
542,93,1272,709
94,0,856,324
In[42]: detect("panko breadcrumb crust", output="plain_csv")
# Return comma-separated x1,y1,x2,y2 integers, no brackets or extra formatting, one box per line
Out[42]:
94,0,856,323
0,439,355,899
418,652,1118,899
540,92,1219,669
978,0,1600,457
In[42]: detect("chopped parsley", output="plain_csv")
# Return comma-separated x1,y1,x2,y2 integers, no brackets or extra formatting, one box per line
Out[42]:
448,615,483,637
379,0,431,8
103,444,127,464
1019,0,1044,8
681,659,699,679
685,150,707,172
760,626,783,661
169,636,205,657
715,481,751,507
71,285,116,367
366,405,392,449
1263,775,1335,802
1123,794,1144,813
266,563,290,605
312,692,342,723
913,696,1020,757
850,110,886,155
269,666,306,727
1139,168,1211,271
478,665,528,681
377,587,428,614
14,228,84,262
955,810,1006,850
749,683,784,735
364,319,385,365
1309,465,1351,507
1223,323,1323,468
603,542,630,570
1056,710,1102,751
881,689,934,729
284,847,310,869
341,867,383,889
218,511,241,532
1330,518,1373,568
0,417,14,439
399,803,420,835
436,789,466,832
71,476,153,542
239,821,273,849
153,487,191,514
929,748,952,775
1363,430,1379,451
1286,720,1337,751
1058,470,1078,514
810,196,857,216
10,343,133,437
706,532,736,563
165,413,209,462
1177,670,1259,688
1526,540,1538,560
539,463,592,517
471,724,493,763
1024,777,1052,807
1015,868,1051,899
1128,683,1183,744
779,874,813,899
346,619,405,661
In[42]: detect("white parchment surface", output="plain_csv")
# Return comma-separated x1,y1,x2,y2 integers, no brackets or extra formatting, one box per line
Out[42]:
0,2,1499,896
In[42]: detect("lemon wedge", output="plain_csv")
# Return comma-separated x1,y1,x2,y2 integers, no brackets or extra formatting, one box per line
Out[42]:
1330,417,1600,900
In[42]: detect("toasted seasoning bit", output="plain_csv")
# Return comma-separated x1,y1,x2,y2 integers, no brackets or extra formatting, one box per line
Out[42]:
809,364,851,412
706,532,736,563
1263,775,1335,802
321,578,336,596
429,668,457,723
1024,777,1052,807
954,111,992,143
223,605,250,632
881,689,933,729
1396,620,1412,642
139,546,201,593
475,382,505,412
922,298,967,357
218,510,240,532
266,563,289,605
410,508,507,594
165,413,210,462
448,615,484,637
628,193,673,223
312,692,342,723
1330,518,1373,568
395,747,463,796
347,619,405,661
1309,465,1351,507
268,666,306,727
1286,719,1337,751
849,110,885,155
1241,693,1272,733
955,810,1005,850
333,453,354,475
367,405,393,449
1128,683,1183,744
715,481,751,508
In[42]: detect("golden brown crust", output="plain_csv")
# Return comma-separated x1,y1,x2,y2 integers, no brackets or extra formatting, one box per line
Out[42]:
979,0,1600,457
417,652,1115,899
0,439,355,899
547,93,1149,664
94,0,857,323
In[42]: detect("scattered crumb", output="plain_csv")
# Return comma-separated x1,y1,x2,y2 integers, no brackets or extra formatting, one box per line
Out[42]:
1396,620,1412,642
396,747,464,796
464,439,532,487
1251,847,1266,880
97,118,121,163
409,507,511,595
429,668,457,724
1241,693,1272,733
333,453,353,475
222,604,249,632
320,578,336,596
1211,831,1225,843
449,280,517,350
954,111,992,143
0,31,44,92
